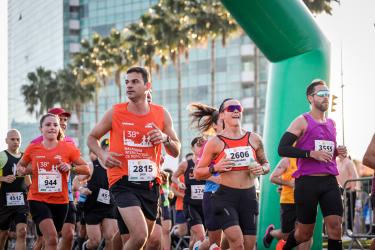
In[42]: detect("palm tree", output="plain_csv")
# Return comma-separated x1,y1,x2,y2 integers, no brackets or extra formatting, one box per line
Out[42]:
56,66,95,122
187,0,239,106
303,0,339,15
56,66,95,146
148,0,192,152
72,33,112,122
21,67,58,118
104,29,136,102
124,17,161,80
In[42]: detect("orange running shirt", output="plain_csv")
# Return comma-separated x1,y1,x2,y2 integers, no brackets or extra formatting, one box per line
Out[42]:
22,141,81,204
280,158,297,204
109,102,165,187
214,132,257,171
171,175,185,211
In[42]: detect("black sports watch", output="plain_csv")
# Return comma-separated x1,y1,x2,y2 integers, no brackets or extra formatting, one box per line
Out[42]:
209,165,216,174
163,135,171,145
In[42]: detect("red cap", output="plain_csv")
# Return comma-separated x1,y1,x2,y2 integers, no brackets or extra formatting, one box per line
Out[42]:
48,107,71,118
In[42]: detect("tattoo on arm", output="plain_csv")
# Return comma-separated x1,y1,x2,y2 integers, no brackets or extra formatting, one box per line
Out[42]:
255,139,268,165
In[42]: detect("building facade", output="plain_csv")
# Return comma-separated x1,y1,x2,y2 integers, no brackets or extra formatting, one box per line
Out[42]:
8,0,82,145
8,0,268,163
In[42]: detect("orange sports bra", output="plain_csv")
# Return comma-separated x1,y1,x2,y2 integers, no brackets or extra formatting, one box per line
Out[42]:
214,132,257,171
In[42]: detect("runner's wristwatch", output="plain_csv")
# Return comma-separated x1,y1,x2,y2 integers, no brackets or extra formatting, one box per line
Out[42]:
261,165,267,175
209,165,216,174
163,135,171,145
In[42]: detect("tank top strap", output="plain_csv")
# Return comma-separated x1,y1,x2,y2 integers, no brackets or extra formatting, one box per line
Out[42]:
245,131,251,146
217,135,229,149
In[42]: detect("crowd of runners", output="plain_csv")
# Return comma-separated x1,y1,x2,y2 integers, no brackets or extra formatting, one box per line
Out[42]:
1,66,375,250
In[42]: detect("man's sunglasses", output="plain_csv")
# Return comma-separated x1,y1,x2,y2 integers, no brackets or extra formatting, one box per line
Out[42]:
312,90,330,98
223,105,243,113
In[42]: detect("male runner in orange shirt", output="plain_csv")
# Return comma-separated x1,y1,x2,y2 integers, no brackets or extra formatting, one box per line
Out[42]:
87,66,180,250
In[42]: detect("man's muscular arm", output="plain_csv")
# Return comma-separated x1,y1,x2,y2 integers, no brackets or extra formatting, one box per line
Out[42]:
363,134,375,169
161,109,181,158
87,108,122,168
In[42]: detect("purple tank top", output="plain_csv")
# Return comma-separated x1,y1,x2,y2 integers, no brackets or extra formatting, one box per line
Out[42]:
293,113,338,178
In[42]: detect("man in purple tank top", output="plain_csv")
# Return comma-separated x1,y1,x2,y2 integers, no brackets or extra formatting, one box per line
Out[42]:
278,79,347,250
363,133,375,250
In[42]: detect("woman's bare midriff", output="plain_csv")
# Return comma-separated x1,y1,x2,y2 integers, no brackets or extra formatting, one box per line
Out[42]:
220,169,255,189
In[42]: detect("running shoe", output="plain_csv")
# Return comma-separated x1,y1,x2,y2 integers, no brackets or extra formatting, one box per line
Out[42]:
193,240,202,250
262,224,275,248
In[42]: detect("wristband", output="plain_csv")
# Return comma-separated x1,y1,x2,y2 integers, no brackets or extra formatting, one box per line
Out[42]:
209,165,216,174
306,151,310,158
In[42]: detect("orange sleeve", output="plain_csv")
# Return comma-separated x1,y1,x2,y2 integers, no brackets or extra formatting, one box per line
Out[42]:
21,144,34,164
68,143,81,162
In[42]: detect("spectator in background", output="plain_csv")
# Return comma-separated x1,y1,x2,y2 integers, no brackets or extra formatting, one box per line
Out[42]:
336,155,359,232
353,159,373,178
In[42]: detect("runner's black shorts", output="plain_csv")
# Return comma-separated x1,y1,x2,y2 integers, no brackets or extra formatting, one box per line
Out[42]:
280,203,297,234
184,203,204,228
175,210,185,224
294,175,343,224
64,201,77,224
213,185,258,235
203,192,221,231
0,205,28,230
76,202,86,225
161,205,172,221
85,206,116,225
110,176,160,221
29,200,68,233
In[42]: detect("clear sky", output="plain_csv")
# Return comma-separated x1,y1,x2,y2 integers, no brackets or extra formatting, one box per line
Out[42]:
0,1,373,160
315,1,375,159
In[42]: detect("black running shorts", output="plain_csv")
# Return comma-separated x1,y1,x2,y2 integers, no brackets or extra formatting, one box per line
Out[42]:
280,203,296,233
213,185,258,235
110,176,160,221
294,175,343,224
29,200,68,233
203,192,221,231
0,205,28,230
184,203,204,228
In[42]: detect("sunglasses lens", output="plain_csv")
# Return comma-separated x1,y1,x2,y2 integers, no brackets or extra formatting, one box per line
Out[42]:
316,91,330,97
226,105,243,112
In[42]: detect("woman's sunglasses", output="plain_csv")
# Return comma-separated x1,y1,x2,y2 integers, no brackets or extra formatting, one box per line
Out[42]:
223,105,243,113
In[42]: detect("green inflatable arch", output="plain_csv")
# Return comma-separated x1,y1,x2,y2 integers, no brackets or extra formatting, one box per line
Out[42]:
220,0,330,249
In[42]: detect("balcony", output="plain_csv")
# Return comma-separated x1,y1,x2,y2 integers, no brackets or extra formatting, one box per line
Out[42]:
69,20,80,30
69,43,80,53
242,97,254,109
69,0,80,7
241,44,254,57
241,71,254,85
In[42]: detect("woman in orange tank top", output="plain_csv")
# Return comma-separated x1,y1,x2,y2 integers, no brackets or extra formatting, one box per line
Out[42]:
195,98,270,250
17,114,88,250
